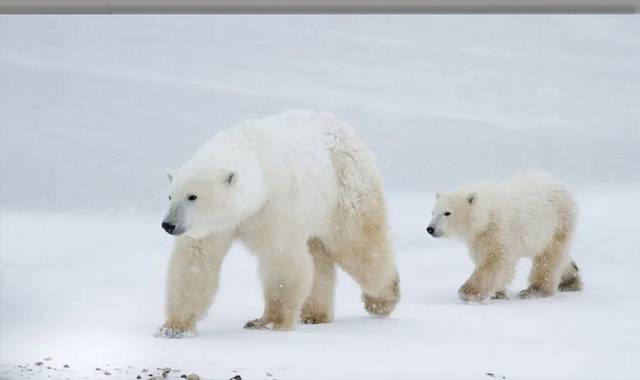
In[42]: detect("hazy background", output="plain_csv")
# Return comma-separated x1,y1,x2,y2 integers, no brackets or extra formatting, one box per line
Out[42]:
2,16,640,380
1,15,639,214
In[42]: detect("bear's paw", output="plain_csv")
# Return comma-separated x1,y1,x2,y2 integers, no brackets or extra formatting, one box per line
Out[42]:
518,285,552,299
458,281,488,303
300,313,332,325
155,324,195,339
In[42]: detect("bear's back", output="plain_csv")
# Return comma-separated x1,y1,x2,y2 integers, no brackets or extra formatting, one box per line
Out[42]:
495,172,575,257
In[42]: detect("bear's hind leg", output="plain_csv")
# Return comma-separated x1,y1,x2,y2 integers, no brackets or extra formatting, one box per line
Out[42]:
520,232,570,299
245,238,314,331
157,232,234,338
335,240,400,317
558,261,583,292
300,238,336,325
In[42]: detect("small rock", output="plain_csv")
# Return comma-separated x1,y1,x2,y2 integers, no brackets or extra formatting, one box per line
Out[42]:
44,358,53,361
229,375,242,380
187,374,200,380
96,368,102,371
104,371,112,376
35,362,44,366
63,364,70,368
142,369,149,373
136,376,142,379
180,375,187,379
266,372,273,377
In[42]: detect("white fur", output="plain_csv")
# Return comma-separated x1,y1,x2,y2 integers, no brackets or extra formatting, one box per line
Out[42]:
157,110,399,337
428,172,579,302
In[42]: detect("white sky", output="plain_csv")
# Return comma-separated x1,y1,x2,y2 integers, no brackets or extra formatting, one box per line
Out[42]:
1,15,639,212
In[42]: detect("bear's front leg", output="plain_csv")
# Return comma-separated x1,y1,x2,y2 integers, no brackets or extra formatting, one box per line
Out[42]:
156,231,234,338
300,238,336,325
459,253,516,303
245,239,313,331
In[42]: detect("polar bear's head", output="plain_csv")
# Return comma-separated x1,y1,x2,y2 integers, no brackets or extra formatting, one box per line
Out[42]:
426,191,477,239
162,148,267,239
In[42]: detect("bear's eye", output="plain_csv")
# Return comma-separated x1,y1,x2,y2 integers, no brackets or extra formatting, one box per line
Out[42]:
187,194,198,201
168,196,172,201
444,211,451,216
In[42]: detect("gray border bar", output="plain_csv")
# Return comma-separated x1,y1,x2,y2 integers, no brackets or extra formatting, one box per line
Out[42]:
0,0,638,14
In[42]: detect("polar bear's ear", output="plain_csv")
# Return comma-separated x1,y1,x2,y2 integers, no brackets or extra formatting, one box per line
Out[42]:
225,172,237,186
166,168,177,182
467,193,476,205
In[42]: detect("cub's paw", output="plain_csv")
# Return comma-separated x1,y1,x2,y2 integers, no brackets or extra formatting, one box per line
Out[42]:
491,290,508,300
518,285,552,299
300,312,332,325
244,318,294,331
458,281,487,302
559,274,583,292
155,324,195,339
244,318,272,330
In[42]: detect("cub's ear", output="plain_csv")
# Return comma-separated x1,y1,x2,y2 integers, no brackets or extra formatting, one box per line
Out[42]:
225,172,237,186
166,168,177,182
436,192,441,199
467,193,476,205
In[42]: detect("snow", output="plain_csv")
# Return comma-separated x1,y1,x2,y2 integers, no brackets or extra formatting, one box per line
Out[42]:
1,15,640,380
2,189,640,379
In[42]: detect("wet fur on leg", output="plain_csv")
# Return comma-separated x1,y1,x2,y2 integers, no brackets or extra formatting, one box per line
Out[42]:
559,261,583,292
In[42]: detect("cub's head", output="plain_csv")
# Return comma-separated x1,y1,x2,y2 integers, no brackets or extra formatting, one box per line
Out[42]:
426,191,477,239
162,149,267,239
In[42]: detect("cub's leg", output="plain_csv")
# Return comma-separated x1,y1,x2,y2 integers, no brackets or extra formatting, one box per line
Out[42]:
300,238,336,324
558,261,583,292
244,237,314,331
459,252,516,302
156,231,234,338
520,234,570,299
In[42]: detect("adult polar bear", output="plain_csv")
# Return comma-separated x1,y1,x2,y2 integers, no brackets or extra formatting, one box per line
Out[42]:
157,110,400,337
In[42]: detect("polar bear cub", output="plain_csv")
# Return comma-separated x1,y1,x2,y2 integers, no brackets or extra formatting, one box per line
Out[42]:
157,110,400,337
427,172,582,302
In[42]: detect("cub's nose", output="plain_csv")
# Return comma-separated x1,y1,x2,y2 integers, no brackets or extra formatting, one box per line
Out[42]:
162,222,176,234
426,226,435,235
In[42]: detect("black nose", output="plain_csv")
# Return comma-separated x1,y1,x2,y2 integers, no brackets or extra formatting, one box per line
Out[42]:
427,226,435,235
162,222,175,234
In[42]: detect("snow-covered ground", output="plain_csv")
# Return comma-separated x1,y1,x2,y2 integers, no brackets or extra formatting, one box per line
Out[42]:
1,188,640,380
1,15,640,380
